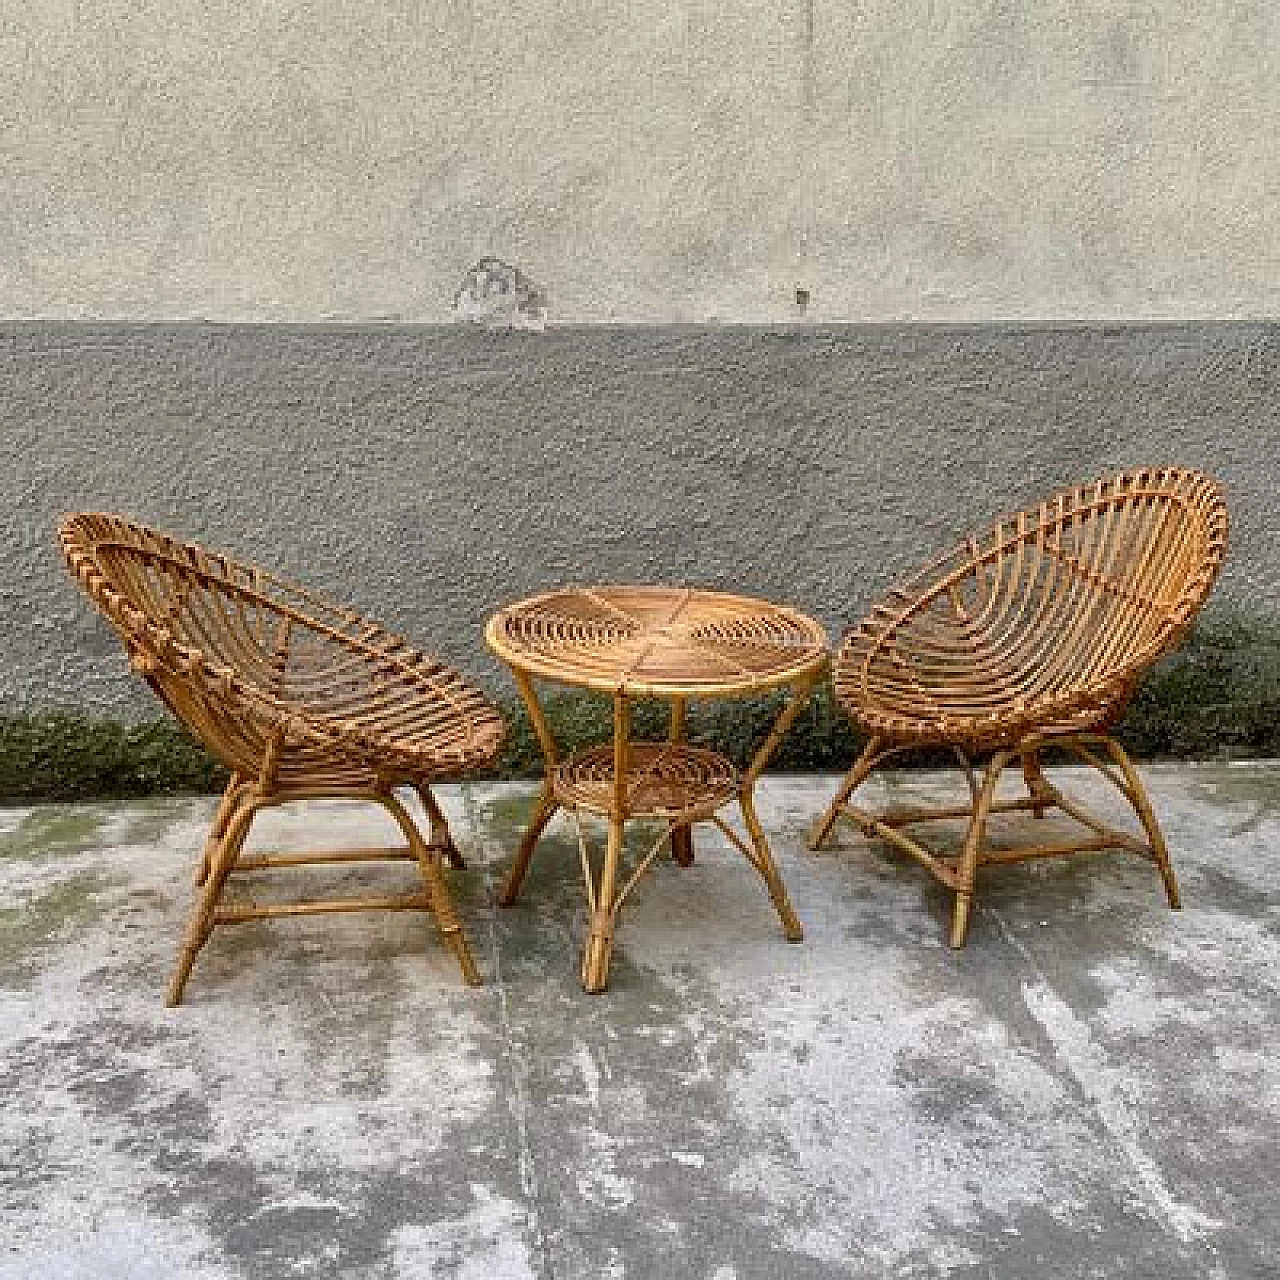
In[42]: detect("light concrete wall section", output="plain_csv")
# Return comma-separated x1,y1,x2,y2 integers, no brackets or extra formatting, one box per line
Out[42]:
810,1,1280,320
0,0,809,322
1,2,1277,322
2,323,1276,716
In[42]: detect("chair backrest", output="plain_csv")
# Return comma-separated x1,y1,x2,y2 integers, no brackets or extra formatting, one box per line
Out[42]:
61,513,371,672
850,468,1229,732
58,513,494,776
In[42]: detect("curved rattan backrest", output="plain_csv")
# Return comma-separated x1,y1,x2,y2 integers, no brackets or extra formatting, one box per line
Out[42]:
839,468,1229,742
59,513,501,776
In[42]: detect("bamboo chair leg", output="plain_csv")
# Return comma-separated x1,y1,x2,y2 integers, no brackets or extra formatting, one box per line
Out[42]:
196,774,251,887
382,792,482,986
168,799,259,1006
415,783,466,871
809,736,884,851
498,783,559,908
949,751,1011,949
740,787,805,942
1101,738,1181,910
1021,750,1049,819
581,813,624,993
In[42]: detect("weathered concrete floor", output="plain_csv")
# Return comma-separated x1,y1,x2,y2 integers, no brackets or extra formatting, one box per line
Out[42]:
2,764,1279,1278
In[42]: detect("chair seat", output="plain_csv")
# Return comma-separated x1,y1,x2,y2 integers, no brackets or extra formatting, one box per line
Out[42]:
267,693,506,789
554,742,740,820
833,648,1126,749
250,642,507,781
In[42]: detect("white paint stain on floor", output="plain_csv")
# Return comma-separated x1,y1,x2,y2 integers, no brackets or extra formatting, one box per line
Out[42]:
1021,978,1221,1244
392,1184,536,1279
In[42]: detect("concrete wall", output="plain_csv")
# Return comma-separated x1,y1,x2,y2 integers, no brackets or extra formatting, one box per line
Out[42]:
4,8,1276,714
3,2,1278,323
4,323,1276,716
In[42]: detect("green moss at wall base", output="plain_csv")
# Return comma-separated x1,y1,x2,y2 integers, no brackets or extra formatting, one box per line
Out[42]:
0,714,227,802
1118,615,1280,758
3,617,1278,803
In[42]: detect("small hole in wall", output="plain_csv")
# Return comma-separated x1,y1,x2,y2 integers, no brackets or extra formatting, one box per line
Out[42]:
795,287,810,313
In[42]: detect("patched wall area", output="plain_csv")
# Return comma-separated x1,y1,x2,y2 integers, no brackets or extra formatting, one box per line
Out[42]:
3,323,1276,716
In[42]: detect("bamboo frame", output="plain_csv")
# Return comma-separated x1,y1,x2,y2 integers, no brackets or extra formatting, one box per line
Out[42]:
169,778,481,1003
810,468,1228,945
487,586,828,992
59,513,503,1003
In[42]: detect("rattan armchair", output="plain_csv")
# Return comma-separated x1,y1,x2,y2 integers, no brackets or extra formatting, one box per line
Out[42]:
60,514,504,1003
810,468,1228,946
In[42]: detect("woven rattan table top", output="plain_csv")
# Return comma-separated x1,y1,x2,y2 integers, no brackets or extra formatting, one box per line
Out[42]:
485,585,829,697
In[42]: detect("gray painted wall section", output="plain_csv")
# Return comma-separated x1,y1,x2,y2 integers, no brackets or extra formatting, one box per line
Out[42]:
3,2,1279,322
3,323,1277,717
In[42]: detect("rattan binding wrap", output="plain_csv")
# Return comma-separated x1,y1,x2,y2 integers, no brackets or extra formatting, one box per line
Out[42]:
59,513,504,1003
812,468,1228,947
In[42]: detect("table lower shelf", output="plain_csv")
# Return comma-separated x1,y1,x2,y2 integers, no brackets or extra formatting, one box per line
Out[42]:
553,741,740,821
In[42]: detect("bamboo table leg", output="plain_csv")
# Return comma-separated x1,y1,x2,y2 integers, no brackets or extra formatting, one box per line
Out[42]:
669,823,695,868
581,812,623,992
738,788,804,941
581,691,630,993
733,674,821,942
668,696,695,867
498,782,558,907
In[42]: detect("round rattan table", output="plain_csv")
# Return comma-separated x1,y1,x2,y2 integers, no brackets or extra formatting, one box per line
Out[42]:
486,585,830,992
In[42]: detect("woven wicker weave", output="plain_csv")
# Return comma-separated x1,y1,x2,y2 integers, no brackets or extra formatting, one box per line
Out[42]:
553,741,741,821
60,513,503,1003
487,585,829,992
811,468,1228,946
486,585,829,696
